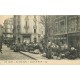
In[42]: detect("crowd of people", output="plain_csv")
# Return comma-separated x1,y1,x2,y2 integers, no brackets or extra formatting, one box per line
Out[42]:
45,41,78,59
0,37,79,60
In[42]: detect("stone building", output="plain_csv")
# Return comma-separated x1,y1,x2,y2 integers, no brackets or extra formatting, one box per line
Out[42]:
45,15,80,48
13,15,45,44
26,15,45,43
3,18,13,43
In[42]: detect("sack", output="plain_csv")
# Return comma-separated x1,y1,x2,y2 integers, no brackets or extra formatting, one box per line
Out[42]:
42,53,46,57
33,49,41,54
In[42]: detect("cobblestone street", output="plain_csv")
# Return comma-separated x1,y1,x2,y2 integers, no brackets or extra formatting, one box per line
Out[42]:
0,45,33,60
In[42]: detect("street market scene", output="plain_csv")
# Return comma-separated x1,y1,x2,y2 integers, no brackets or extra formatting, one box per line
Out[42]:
0,15,80,60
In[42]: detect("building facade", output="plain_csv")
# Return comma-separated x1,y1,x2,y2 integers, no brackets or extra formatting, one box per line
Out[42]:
3,18,13,43
13,15,45,44
46,15,80,48
26,15,45,43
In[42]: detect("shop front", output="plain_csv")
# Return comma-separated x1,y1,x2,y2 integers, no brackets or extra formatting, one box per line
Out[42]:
21,34,31,43
68,33,80,48
53,34,67,45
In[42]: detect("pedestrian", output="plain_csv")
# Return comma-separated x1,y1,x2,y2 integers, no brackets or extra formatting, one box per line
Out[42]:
76,41,80,57
0,39,3,54
67,46,77,59
50,43,56,57
46,41,52,59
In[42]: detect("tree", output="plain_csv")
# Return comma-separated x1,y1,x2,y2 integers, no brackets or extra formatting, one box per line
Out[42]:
39,15,49,52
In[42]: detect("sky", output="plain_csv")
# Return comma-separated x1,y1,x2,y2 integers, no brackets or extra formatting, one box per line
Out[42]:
0,15,13,25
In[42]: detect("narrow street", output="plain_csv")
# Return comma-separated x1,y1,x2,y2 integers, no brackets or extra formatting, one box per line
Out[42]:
0,44,33,60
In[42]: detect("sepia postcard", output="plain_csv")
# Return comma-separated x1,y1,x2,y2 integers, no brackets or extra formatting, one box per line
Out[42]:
0,15,80,65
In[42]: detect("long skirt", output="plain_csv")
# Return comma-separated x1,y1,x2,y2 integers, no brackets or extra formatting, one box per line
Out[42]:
46,48,52,59
0,44,2,52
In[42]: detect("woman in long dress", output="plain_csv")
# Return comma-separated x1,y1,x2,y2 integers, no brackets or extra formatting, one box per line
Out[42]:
0,39,2,54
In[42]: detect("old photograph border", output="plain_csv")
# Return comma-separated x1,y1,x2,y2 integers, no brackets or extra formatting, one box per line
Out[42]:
0,0,80,65
0,15,80,64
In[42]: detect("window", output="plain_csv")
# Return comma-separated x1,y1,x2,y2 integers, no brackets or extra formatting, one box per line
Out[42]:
34,38,37,43
59,20,65,33
55,22,58,33
18,38,20,43
26,21,27,26
60,21,64,27
17,25,20,33
68,18,76,32
34,29,36,33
